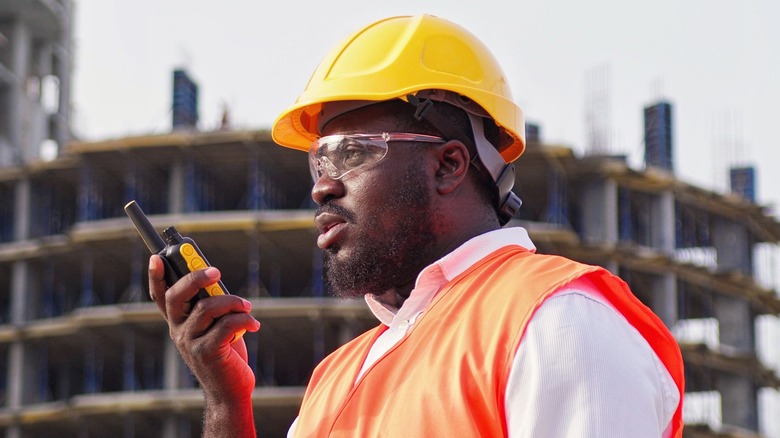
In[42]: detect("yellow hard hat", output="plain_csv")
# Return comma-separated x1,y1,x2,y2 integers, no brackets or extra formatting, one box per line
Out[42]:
272,14,526,163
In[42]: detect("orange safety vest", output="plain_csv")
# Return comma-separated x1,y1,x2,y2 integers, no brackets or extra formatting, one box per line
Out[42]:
294,246,684,437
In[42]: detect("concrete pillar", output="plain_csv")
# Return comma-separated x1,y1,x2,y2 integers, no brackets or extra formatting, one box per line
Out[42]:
8,19,30,160
647,190,678,328
12,35,48,163
34,43,53,104
36,42,53,75
600,259,620,276
712,218,751,275
163,338,181,390
580,178,618,245
10,261,28,324
652,273,677,328
163,337,190,437
714,295,753,352
13,179,30,241
53,0,73,151
8,258,30,430
651,191,675,254
6,424,21,438
7,341,24,408
719,372,758,431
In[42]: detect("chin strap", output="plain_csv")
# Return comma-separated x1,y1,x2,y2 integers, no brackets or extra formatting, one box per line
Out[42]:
407,92,522,226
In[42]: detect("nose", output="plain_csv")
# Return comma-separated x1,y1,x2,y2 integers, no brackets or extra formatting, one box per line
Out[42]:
311,174,345,206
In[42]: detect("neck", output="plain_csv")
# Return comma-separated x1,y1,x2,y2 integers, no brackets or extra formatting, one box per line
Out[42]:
371,289,411,309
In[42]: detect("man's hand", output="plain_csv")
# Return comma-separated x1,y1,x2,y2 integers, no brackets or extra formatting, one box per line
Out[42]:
148,255,260,437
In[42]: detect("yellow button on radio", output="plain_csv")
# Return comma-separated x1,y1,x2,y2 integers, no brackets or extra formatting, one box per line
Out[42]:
206,284,225,296
181,243,195,257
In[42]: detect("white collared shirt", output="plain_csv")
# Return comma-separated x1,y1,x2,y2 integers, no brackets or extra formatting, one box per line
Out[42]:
290,227,679,437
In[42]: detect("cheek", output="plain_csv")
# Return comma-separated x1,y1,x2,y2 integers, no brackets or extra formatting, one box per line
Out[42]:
343,185,403,238
344,158,432,226
340,178,380,219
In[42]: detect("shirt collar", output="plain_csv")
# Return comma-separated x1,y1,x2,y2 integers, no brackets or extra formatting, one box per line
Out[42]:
365,227,536,325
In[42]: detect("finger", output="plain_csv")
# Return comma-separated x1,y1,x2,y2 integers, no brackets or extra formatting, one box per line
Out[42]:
148,255,170,320
189,295,260,336
166,267,223,324
189,296,261,343
221,313,259,345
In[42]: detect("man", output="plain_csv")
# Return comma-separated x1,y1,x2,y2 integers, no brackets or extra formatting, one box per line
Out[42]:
149,14,684,437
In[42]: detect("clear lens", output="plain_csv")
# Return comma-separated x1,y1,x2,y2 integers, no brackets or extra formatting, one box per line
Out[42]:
308,133,445,182
309,135,389,181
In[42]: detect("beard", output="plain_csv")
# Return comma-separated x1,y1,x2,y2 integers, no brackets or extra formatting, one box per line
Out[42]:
321,163,437,300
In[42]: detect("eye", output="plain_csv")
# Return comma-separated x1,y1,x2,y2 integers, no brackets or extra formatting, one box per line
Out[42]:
337,141,370,168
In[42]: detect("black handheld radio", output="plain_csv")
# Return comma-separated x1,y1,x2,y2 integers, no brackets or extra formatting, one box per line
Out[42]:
124,200,230,302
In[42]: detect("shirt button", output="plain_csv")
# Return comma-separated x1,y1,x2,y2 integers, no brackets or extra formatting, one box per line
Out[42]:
398,319,410,330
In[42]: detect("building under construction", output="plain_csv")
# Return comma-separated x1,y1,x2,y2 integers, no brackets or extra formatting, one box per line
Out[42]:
3,2,780,437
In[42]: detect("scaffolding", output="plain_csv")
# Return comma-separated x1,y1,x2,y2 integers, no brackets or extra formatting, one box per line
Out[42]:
0,127,774,437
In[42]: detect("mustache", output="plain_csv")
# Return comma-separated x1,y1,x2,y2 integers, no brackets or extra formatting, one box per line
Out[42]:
315,202,356,223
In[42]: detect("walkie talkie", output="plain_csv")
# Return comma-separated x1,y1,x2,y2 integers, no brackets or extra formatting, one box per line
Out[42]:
125,200,230,302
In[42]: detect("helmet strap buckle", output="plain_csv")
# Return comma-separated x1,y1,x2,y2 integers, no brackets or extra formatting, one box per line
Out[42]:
409,95,435,122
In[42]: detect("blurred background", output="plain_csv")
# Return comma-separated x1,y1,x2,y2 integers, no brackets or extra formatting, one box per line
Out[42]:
71,0,780,211
1,1,779,437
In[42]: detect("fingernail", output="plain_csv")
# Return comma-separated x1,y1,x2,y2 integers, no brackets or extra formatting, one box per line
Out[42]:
204,267,220,279
241,298,252,310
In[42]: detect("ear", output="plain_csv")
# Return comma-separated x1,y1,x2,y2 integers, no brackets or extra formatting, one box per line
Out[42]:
433,140,470,195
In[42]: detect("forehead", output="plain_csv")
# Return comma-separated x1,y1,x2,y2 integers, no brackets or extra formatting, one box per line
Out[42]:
321,101,414,136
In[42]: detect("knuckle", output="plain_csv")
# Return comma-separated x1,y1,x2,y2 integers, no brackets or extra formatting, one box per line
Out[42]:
190,341,207,358
170,328,183,345
184,269,209,289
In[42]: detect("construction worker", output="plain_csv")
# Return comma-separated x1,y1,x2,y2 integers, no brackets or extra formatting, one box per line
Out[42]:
149,14,684,437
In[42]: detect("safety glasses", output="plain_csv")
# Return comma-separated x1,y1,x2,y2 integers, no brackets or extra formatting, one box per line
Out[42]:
309,132,446,182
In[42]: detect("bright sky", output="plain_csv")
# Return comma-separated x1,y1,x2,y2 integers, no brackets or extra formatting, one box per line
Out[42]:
72,0,780,213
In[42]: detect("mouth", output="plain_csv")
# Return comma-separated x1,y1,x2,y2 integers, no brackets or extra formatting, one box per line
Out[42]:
315,212,348,249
